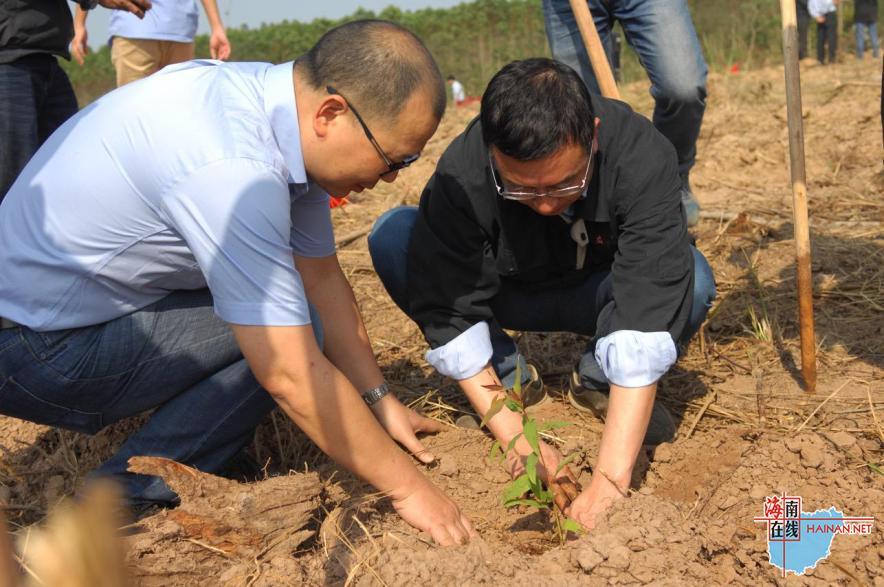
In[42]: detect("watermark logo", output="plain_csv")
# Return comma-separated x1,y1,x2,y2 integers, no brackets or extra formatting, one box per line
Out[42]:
753,494,874,576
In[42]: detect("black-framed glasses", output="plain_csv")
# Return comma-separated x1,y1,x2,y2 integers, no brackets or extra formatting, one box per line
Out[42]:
326,85,420,176
489,145,594,201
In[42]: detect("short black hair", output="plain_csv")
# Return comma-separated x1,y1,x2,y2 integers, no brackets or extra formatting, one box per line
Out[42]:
297,20,445,123
447,75,456,80
481,58,595,160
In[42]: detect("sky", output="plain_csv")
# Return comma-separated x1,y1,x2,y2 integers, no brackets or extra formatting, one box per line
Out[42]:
76,0,467,49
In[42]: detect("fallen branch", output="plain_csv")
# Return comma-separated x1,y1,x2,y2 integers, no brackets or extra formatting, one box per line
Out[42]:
685,390,717,439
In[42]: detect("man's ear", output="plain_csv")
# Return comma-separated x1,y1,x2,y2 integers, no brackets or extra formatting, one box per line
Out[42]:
313,96,348,138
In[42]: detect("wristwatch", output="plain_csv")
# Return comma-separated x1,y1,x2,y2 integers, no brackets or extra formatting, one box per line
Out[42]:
361,382,391,406
76,0,99,10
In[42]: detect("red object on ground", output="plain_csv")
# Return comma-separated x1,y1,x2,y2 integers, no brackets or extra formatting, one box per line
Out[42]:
730,62,741,74
329,196,349,208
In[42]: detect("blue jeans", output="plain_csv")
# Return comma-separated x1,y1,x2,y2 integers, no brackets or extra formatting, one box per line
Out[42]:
368,207,716,389
855,22,880,59
0,289,323,507
0,54,78,201
541,0,708,176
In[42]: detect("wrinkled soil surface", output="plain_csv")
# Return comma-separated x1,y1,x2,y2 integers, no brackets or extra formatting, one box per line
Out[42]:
2,59,882,585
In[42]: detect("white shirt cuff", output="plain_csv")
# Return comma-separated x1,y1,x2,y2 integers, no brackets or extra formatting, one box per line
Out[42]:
425,322,493,380
594,330,677,388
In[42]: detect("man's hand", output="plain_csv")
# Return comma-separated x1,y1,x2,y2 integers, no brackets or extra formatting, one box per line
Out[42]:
566,470,629,530
97,0,152,19
392,477,476,546
566,382,655,530
457,365,580,511
210,28,231,60
505,438,580,512
370,394,442,464
71,22,88,65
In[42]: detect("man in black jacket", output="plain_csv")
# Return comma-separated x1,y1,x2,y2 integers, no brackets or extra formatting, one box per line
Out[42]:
0,0,151,200
369,58,716,528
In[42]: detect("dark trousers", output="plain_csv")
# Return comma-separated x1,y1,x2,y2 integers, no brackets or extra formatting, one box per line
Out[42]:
796,2,811,59
0,54,78,202
817,11,839,64
0,290,323,507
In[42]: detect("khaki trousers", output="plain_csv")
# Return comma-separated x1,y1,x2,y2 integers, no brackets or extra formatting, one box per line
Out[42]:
110,37,195,87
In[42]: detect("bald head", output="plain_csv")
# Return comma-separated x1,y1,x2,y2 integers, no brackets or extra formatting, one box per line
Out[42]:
296,20,445,124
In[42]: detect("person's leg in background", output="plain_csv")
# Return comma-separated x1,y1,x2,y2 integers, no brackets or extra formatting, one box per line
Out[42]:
111,37,162,87
541,0,706,227
37,56,79,145
541,0,616,94
870,22,881,58
158,40,196,69
857,22,868,59
0,55,78,201
817,17,828,63
796,1,811,60
826,11,839,63
612,0,707,226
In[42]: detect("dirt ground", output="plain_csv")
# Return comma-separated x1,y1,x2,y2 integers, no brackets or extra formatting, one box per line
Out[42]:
1,58,882,585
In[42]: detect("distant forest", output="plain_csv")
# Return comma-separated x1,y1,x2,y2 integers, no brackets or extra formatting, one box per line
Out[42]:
63,0,876,104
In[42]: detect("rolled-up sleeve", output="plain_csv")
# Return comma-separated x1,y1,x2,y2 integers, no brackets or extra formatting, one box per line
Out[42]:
425,321,494,380
160,158,313,326
595,330,677,387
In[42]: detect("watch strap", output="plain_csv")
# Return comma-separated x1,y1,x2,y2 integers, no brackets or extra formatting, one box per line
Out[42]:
361,382,390,406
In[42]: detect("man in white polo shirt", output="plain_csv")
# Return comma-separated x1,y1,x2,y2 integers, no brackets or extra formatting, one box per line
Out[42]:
0,20,475,545
72,0,231,85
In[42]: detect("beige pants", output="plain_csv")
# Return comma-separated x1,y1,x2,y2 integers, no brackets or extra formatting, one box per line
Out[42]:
110,37,195,87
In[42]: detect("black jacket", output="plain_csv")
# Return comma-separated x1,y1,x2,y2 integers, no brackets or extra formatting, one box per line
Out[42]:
0,0,77,64
407,94,694,349
854,0,878,24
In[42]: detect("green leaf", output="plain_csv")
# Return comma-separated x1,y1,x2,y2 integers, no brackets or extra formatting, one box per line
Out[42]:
525,452,538,486
505,399,521,413
504,498,549,509
505,433,522,455
538,420,572,432
488,440,502,461
479,395,507,428
867,462,884,476
534,485,552,504
561,518,584,534
523,418,540,456
555,453,578,475
501,473,532,504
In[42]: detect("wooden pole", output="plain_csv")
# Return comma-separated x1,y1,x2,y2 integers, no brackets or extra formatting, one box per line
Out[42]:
779,0,817,392
567,0,621,99
0,510,19,587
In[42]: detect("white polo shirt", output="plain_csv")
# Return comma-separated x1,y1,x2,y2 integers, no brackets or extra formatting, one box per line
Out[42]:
0,60,335,331
109,0,199,43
